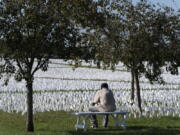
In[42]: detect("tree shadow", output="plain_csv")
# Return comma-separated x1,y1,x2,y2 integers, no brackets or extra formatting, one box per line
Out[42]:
67,126,180,135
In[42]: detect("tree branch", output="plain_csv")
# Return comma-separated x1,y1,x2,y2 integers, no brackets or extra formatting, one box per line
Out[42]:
16,59,25,75
31,58,41,76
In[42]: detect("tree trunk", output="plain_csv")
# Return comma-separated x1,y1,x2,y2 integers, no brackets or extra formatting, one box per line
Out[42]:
135,70,142,114
26,78,34,132
97,61,101,68
131,68,135,105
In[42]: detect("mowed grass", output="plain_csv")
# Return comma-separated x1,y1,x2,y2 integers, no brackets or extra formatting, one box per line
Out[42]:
0,111,180,135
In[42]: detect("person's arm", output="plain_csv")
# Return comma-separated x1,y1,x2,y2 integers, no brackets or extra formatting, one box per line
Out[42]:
92,91,100,105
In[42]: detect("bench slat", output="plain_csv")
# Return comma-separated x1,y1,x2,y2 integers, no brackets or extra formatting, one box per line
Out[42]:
73,111,128,116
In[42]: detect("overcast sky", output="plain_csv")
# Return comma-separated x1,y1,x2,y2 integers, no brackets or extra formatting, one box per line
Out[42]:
133,0,180,10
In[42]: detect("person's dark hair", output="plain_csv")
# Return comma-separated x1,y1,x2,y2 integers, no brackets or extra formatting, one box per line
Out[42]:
101,83,108,89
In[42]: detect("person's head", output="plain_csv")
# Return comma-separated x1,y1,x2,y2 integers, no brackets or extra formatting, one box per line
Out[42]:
101,83,108,89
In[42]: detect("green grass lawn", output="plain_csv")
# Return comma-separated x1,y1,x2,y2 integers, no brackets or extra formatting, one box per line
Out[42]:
0,111,180,135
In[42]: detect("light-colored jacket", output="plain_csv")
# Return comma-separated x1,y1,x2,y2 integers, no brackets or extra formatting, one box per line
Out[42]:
93,88,116,112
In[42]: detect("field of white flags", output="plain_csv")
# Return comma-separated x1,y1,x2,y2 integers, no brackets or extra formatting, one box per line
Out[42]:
0,59,180,117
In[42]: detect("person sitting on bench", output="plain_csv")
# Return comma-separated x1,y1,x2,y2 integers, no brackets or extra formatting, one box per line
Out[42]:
89,83,116,128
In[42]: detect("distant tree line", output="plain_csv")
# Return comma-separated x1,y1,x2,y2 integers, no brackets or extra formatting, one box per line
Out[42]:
0,0,179,132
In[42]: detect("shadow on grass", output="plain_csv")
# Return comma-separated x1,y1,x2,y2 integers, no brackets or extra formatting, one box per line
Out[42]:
67,126,180,135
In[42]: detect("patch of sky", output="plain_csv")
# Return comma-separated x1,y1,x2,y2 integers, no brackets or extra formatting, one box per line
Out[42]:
132,0,180,11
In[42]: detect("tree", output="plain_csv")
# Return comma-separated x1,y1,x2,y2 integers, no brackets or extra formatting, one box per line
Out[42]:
0,0,107,132
0,0,82,132
83,0,179,115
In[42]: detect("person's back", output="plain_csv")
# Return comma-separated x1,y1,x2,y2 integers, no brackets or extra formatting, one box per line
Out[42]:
89,83,116,128
95,88,116,112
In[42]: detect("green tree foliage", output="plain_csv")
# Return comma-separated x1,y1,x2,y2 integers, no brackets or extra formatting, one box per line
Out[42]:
0,0,79,132
83,0,180,114
0,0,102,132
163,10,180,75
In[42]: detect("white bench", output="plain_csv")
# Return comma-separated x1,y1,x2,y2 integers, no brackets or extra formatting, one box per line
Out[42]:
72,111,128,131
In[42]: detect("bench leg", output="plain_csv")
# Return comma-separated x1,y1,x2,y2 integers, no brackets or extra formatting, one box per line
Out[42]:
75,115,89,131
112,114,119,127
83,118,87,132
112,114,127,129
121,114,127,129
75,116,80,131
